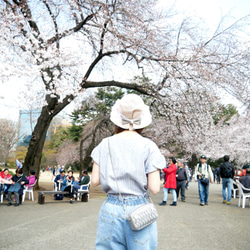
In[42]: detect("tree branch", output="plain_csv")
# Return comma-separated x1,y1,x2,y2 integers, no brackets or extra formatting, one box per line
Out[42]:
83,80,150,95
47,13,95,44
42,0,59,48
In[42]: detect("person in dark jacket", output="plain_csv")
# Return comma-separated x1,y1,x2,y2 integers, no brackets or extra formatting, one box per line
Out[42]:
8,168,29,207
215,167,221,184
54,170,66,190
74,170,90,190
219,155,235,205
176,161,187,202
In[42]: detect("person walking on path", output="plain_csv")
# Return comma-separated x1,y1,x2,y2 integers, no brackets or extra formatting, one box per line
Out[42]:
159,157,177,206
195,155,213,206
219,155,235,205
215,167,221,184
91,94,166,250
176,161,187,202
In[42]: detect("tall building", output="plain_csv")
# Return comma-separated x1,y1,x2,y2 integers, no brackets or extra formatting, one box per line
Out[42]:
18,110,71,146
18,109,41,146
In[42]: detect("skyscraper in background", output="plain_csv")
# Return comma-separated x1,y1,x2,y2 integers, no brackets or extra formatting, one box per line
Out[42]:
18,109,41,146
18,109,71,147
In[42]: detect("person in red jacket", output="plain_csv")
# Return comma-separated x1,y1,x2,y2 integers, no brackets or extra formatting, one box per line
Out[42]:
0,168,12,195
159,157,178,206
0,168,12,180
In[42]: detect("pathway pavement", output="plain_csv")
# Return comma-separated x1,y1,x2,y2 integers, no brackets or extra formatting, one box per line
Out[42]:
0,181,249,250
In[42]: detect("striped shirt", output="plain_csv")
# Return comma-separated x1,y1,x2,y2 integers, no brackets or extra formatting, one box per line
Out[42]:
91,133,166,196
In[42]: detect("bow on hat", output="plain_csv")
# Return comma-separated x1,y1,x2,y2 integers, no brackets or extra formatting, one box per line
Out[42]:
121,114,141,126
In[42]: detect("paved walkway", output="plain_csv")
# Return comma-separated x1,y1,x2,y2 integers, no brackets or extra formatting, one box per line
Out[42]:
0,181,249,250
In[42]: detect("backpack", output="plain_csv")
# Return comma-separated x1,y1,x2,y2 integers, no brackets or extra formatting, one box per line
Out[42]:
54,194,64,200
222,163,232,178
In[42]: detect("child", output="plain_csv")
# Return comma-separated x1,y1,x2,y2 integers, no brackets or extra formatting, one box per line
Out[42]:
26,170,36,189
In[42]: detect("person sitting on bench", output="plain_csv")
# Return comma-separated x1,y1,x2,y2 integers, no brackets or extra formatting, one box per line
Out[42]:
62,170,77,204
74,170,90,190
54,170,66,190
8,168,29,207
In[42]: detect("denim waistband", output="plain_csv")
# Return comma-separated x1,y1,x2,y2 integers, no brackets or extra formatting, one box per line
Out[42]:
106,194,148,206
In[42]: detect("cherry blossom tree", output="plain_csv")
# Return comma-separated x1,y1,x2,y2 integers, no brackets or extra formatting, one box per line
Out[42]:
56,140,79,167
0,119,19,163
0,0,249,179
200,114,250,166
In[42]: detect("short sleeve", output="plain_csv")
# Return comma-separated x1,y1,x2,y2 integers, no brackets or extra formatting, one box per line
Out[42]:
91,142,102,166
145,141,166,174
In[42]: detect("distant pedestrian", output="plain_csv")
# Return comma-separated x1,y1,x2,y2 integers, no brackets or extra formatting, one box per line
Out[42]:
176,161,187,202
159,157,177,206
215,167,221,184
212,167,216,184
219,155,235,205
195,155,214,206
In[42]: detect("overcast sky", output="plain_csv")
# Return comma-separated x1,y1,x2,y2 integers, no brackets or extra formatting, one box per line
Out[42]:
0,0,249,121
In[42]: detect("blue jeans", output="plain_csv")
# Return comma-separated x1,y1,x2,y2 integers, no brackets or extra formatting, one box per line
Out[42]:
163,188,177,202
198,179,209,203
222,178,232,202
95,195,158,250
1,184,10,194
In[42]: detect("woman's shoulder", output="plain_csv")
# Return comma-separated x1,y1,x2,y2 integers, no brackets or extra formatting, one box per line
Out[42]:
22,174,28,180
12,174,18,179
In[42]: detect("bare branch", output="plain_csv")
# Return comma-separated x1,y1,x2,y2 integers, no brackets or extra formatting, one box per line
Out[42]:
47,13,95,44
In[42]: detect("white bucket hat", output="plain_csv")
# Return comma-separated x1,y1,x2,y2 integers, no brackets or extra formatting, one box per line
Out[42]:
110,94,152,130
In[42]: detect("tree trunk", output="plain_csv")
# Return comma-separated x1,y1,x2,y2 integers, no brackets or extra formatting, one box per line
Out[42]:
22,107,54,187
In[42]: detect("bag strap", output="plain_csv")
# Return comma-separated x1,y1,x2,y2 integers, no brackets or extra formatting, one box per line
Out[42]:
16,176,23,183
199,163,208,173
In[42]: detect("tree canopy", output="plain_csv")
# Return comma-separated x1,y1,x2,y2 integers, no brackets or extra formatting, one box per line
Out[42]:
0,0,249,177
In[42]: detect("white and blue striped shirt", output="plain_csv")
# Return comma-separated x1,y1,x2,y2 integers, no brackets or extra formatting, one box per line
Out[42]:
91,133,166,196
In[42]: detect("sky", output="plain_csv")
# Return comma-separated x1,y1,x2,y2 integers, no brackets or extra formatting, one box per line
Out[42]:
0,0,249,121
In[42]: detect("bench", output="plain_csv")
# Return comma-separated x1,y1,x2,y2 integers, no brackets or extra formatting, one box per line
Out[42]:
38,190,89,204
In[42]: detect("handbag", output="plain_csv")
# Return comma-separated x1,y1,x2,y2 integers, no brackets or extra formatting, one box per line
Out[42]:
201,178,209,185
108,140,158,231
8,182,21,193
8,176,22,192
